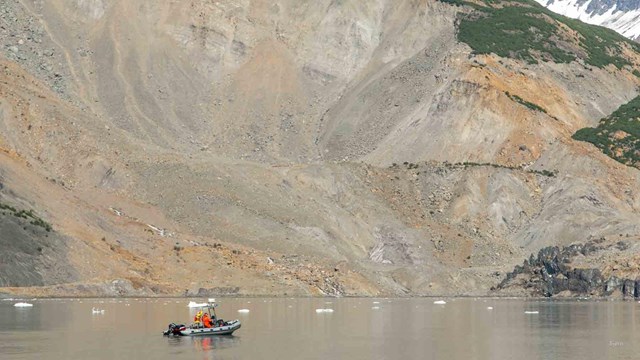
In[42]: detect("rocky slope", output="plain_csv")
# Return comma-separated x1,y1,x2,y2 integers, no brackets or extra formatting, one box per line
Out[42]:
0,0,640,297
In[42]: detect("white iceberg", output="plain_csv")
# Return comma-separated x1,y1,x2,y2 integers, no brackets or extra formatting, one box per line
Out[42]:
238,309,250,313
433,300,447,305
14,302,33,307
187,301,208,308
315,308,334,313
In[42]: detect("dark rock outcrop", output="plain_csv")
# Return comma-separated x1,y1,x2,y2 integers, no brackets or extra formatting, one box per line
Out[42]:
496,239,640,298
0,204,77,287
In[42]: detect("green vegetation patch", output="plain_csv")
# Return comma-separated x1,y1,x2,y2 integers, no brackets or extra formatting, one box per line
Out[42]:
390,161,557,177
0,203,52,232
442,0,640,69
455,161,557,177
505,92,548,114
573,96,640,167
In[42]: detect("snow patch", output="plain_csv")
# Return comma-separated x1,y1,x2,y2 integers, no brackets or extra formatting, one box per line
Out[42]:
536,0,640,40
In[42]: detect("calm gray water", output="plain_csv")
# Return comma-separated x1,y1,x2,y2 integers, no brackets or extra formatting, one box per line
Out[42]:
1,297,639,359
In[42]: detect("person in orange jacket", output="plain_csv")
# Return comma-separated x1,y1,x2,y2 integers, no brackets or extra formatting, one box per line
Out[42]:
202,312,212,328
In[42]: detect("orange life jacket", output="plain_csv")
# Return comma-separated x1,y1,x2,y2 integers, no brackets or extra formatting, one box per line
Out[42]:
203,314,212,328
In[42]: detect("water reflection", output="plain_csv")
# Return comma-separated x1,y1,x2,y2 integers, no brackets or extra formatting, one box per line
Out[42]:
193,336,242,351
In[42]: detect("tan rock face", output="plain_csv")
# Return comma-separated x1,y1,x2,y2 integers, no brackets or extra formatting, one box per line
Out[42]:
612,130,631,140
0,0,640,297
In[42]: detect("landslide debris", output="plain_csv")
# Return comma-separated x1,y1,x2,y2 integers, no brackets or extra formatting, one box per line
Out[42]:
1,0,640,297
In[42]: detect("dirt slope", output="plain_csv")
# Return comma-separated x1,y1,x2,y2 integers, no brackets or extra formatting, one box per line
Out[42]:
1,0,640,297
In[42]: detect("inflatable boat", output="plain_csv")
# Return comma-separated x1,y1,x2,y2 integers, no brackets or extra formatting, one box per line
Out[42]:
163,300,241,336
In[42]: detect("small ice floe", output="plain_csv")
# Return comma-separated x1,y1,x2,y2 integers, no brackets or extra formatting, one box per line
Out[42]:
238,309,250,313
487,307,494,310
433,300,447,305
92,307,105,314
372,306,380,310
315,308,334,313
14,302,33,307
187,301,207,308
208,298,216,303
524,311,539,314
372,301,380,304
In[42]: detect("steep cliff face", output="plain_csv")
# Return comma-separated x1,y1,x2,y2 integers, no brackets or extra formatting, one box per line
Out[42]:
1,0,640,297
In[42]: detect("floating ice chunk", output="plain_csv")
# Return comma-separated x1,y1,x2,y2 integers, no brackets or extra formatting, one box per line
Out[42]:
487,307,494,310
14,302,33,307
433,300,447,305
372,301,380,304
92,307,105,314
208,298,216,303
524,311,539,314
238,309,250,313
315,308,334,313
187,301,208,308
372,306,380,310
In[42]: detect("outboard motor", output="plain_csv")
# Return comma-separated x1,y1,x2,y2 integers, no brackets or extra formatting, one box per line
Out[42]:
163,323,186,336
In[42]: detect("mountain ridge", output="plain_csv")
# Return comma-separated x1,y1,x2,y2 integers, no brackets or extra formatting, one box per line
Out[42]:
536,0,640,40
